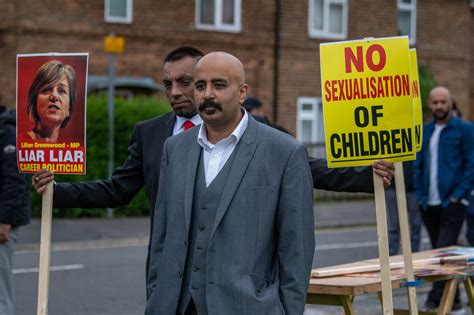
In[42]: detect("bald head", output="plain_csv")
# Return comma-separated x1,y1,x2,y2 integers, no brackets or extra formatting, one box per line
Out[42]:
429,86,451,102
195,52,246,85
429,86,453,123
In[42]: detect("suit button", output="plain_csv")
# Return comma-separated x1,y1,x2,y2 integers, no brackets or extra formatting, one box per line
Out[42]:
198,226,205,231
192,266,200,272
184,241,188,247
178,271,183,278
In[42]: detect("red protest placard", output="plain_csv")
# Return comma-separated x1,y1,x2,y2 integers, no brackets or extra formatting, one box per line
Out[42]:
16,53,89,174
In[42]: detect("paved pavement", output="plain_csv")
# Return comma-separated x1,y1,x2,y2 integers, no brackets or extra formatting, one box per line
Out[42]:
14,200,471,314
18,199,376,245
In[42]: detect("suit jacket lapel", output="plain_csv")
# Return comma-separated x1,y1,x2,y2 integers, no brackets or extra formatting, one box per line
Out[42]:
209,117,259,240
163,111,176,137
184,129,201,232
155,112,176,179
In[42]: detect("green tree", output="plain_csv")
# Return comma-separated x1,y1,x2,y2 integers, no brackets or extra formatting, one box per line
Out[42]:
418,64,437,114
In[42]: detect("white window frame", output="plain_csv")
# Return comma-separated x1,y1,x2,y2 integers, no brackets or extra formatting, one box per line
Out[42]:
105,0,133,24
296,97,325,144
195,0,241,33
308,0,348,39
397,0,417,45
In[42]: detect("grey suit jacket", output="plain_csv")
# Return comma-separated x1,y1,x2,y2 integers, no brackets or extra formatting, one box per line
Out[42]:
146,116,315,315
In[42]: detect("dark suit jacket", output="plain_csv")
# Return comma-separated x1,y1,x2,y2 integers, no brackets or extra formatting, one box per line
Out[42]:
146,117,315,314
54,111,176,253
54,111,175,211
54,111,373,211
309,158,374,193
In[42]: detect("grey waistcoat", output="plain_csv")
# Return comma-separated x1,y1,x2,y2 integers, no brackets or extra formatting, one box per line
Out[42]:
177,147,238,314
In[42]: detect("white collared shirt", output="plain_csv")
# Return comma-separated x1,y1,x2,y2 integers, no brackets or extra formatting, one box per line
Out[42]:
197,109,249,187
173,114,203,136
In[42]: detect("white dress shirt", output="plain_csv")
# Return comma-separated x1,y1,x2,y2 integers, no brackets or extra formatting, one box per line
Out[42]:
197,109,249,187
173,114,203,136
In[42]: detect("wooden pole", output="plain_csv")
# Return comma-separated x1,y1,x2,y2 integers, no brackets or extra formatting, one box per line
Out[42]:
394,162,418,314
37,181,53,315
373,172,394,314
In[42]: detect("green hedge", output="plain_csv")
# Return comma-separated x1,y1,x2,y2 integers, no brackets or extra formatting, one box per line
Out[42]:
418,64,437,114
31,94,171,217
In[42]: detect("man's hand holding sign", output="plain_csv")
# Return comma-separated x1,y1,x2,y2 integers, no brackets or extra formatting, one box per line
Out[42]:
321,36,418,315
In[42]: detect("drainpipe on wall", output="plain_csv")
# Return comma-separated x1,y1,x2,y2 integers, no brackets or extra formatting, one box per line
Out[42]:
272,0,281,124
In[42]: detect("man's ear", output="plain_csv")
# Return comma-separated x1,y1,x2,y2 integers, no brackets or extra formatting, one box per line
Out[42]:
239,84,249,104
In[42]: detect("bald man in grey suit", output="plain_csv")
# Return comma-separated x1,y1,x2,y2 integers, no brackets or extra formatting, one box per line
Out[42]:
146,52,314,314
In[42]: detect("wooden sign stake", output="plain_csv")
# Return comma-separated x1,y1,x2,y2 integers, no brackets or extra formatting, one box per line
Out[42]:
37,181,53,315
373,172,394,314
394,162,418,314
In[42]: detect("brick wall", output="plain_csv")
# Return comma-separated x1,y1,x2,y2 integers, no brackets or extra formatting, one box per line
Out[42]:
416,0,472,119
0,0,276,109
277,0,398,133
470,7,474,121
0,0,472,124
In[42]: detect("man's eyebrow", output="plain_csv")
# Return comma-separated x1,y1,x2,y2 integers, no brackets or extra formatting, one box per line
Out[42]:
211,78,228,83
177,75,193,81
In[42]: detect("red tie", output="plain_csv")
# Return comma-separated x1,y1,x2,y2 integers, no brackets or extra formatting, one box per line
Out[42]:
183,120,195,131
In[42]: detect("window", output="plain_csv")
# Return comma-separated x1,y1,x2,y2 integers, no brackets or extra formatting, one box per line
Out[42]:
105,0,133,24
397,0,416,45
308,0,348,39
196,0,241,32
296,97,325,145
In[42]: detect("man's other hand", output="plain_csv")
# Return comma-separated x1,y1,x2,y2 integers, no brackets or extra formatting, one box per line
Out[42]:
0,223,11,243
371,160,395,188
32,169,54,195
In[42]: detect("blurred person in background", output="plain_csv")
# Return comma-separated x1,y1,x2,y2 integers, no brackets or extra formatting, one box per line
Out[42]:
414,86,474,311
242,96,291,134
451,101,474,248
0,105,30,315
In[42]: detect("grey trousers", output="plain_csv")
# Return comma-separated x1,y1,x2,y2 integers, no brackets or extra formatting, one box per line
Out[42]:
0,227,18,315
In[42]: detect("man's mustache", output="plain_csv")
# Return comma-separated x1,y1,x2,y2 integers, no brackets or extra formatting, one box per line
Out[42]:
199,100,223,112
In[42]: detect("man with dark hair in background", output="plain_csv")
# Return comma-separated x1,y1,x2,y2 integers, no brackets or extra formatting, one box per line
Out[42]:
243,96,292,134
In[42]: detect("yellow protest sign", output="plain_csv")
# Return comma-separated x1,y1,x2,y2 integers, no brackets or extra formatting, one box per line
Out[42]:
320,36,416,168
410,49,423,152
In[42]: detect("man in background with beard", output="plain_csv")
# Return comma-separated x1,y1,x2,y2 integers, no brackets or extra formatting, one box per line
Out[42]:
414,86,474,311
